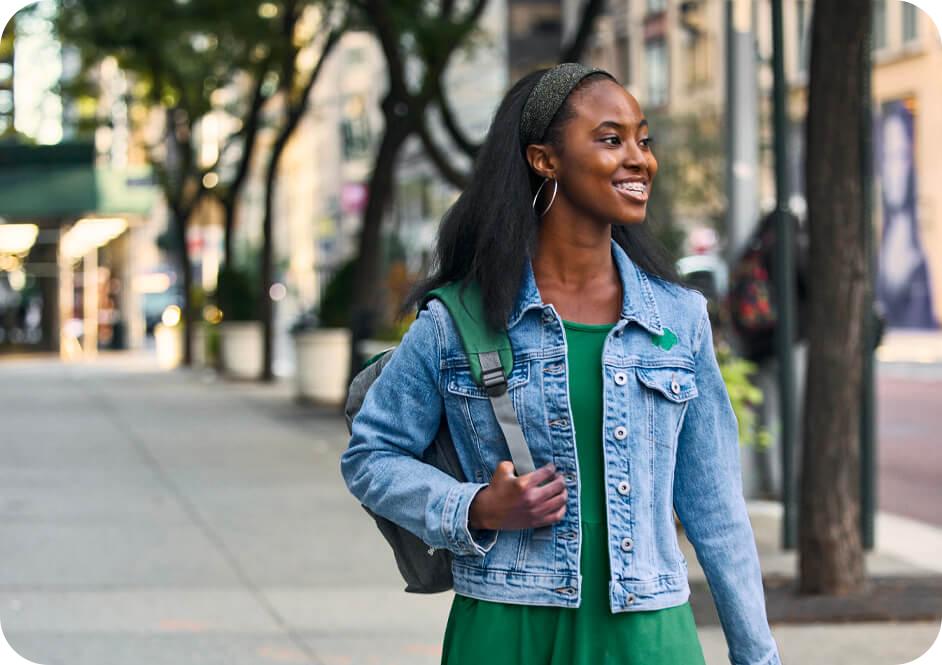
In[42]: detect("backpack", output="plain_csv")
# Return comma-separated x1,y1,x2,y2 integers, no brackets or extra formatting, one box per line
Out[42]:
343,282,536,593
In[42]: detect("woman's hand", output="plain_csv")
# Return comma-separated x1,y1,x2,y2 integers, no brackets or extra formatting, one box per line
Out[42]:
468,462,568,531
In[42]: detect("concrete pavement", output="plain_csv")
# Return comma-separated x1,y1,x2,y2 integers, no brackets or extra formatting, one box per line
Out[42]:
0,353,939,665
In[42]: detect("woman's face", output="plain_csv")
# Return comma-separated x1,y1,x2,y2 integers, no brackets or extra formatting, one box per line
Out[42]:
533,80,657,227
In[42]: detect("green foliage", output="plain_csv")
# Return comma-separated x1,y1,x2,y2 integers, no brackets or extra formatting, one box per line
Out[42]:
317,259,357,328
716,343,770,449
214,264,259,322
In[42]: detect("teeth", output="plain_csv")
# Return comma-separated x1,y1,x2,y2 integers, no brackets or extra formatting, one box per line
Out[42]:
615,182,646,193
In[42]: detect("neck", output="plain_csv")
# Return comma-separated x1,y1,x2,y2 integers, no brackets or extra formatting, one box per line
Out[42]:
532,208,615,291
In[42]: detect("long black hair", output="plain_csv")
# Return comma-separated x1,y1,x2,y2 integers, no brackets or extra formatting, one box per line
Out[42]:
407,69,680,331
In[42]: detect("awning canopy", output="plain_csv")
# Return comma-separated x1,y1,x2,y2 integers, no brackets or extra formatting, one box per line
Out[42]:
0,142,156,224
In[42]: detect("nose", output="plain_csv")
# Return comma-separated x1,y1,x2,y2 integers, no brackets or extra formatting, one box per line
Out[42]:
621,140,647,172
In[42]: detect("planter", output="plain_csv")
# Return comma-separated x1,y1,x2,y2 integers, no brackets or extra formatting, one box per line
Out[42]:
359,338,397,361
294,328,352,405
219,321,264,379
154,323,183,369
192,323,207,367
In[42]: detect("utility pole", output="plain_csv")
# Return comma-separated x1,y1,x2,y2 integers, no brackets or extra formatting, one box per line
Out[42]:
724,0,760,262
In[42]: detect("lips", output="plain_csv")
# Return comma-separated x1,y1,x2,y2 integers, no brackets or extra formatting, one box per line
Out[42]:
613,180,648,203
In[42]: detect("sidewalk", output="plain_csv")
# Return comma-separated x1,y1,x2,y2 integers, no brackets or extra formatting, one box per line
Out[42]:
0,353,939,665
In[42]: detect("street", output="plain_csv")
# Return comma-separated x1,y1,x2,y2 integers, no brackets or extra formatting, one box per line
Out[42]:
878,363,942,528
0,354,939,665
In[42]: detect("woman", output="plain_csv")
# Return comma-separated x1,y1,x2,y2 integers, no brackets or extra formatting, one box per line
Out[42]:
342,64,781,665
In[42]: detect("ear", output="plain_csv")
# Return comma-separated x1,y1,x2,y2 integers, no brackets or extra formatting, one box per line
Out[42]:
525,144,558,180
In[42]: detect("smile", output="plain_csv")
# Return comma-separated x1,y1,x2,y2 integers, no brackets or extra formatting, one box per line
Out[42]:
613,180,648,203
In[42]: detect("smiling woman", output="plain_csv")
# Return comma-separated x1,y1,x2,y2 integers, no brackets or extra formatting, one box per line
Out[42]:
343,63,782,665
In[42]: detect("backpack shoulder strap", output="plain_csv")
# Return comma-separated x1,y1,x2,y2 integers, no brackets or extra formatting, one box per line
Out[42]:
420,282,536,477
421,282,513,389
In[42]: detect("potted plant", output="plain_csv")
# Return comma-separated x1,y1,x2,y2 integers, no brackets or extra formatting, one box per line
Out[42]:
215,264,262,379
292,260,354,405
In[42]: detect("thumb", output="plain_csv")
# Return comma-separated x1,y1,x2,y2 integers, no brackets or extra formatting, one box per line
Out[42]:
494,460,516,480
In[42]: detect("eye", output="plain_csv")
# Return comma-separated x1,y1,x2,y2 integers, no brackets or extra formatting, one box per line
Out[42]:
601,135,622,146
640,136,656,149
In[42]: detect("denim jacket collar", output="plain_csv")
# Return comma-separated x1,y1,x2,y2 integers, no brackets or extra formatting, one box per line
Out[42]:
506,238,665,335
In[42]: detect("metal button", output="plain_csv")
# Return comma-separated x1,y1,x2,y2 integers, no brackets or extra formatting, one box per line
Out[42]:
555,586,576,596
671,378,681,395
542,309,555,324
626,593,636,605
561,531,577,541
617,480,631,496
620,537,633,552
614,371,628,386
564,473,576,484
614,426,628,440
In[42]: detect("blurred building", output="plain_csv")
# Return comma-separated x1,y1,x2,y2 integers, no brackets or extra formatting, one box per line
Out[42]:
508,0,564,80
0,3,158,357
568,0,940,328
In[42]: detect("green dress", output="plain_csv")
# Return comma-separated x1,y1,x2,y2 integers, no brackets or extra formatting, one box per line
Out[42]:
441,320,706,665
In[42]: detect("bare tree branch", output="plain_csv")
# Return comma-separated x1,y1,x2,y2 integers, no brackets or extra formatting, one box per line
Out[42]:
434,74,480,158
417,114,470,189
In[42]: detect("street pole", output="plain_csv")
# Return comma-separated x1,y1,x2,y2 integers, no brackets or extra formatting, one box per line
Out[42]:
859,12,876,551
770,0,798,549
724,0,760,262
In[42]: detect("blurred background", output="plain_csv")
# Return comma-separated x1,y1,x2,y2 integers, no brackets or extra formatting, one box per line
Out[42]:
0,1,940,664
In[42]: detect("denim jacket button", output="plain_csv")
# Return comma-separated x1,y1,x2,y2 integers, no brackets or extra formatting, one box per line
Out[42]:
614,426,628,440
564,473,576,484
671,378,681,395
542,309,555,324
614,371,628,386
620,537,634,552
626,593,636,605
617,480,631,495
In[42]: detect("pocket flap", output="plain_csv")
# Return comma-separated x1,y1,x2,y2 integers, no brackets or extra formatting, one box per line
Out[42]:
446,363,529,399
636,366,698,402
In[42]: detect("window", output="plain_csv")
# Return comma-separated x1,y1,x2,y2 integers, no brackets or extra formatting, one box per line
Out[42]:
645,40,668,107
646,0,667,14
873,0,886,50
902,2,918,44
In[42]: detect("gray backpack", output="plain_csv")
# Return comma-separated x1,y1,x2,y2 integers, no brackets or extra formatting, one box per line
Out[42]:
343,283,536,593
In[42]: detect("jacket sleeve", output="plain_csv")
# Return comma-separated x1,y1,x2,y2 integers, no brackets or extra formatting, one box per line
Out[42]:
673,299,782,665
340,304,498,556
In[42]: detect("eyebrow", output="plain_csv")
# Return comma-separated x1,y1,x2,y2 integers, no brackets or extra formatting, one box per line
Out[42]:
593,119,649,132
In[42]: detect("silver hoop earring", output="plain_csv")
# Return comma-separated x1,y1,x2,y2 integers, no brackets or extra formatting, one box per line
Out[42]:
532,178,558,216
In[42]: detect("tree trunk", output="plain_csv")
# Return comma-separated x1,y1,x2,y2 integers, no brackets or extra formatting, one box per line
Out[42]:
222,200,235,269
798,0,870,595
171,206,194,367
349,108,412,374
260,153,277,382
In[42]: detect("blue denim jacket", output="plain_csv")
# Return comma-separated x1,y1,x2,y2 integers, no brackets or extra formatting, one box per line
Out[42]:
341,240,781,665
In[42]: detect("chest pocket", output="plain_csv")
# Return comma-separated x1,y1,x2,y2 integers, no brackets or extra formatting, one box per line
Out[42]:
636,365,698,448
445,363,530,471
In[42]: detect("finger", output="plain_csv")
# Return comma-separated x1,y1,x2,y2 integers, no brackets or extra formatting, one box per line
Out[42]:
494,461,516,481
532,489,567,518
527,475,566,504
521,463,556,488
534,504,567,527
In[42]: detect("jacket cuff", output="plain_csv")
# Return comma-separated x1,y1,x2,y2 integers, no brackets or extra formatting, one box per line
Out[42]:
442,482,498,556
732,645,782,665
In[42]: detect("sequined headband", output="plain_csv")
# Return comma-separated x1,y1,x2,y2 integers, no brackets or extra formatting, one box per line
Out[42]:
519,63,613,146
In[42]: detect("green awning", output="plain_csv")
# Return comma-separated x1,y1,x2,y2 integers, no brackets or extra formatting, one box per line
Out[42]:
0,142,156,222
